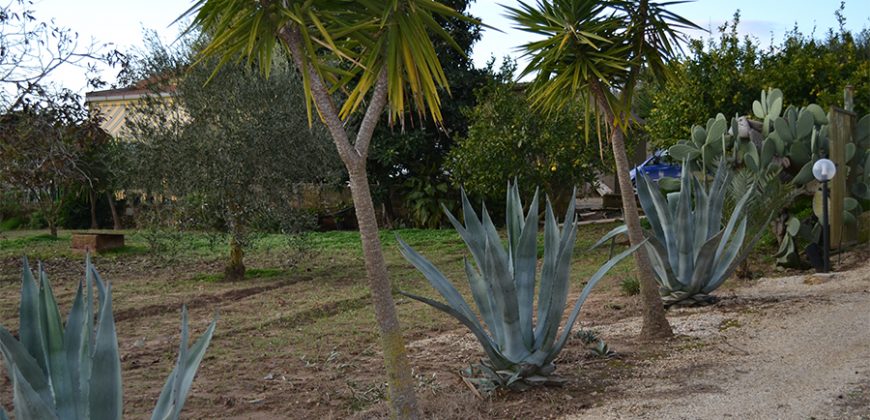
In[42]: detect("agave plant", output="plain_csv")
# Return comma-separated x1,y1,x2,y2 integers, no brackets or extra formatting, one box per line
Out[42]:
0,256,216,420
397,183,640,389
597,162,762,307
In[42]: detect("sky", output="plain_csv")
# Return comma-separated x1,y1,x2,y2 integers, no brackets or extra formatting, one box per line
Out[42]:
23,0,870,96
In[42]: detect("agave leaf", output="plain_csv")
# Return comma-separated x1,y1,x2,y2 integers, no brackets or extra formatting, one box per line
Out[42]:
62,280,87,418
463,259,501,343
705,162,729,239
688,230,726,293
534,241,643,367
442,190,486,275
37,266,78,419
637,172,677,271
0,327,54,411
706,217,749,293
89,282,122,420
644,237,680,291
505,182,526,264
716,189,752,258
484,234,527,361
151,307,217,420
397,237,482,332
533,201,561,347
12,365,58,420
691,176,710,256
532,209,576,355
19,257,48,376
514,190,539,348
589,225,628,251
0,406,7,420
399,291,509,369
675,165,695,286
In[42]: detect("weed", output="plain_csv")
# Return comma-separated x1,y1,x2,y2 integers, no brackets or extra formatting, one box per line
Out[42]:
589,339,617,358
619,276,640,296
718,318,742,331
574,329,600,345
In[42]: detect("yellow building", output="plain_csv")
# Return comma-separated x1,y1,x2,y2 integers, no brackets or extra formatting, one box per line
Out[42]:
85,83,175,137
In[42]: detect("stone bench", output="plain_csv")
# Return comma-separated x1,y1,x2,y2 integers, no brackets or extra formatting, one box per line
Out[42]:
71,232,125,253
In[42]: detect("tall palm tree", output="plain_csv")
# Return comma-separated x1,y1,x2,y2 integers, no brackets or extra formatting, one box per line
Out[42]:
179,1,470,417
507,0,700,339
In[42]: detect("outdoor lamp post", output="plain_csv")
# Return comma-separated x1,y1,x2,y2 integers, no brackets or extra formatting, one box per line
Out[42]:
812,158,837,273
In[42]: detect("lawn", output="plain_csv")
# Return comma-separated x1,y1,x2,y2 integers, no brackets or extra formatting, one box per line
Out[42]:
0,225,779,418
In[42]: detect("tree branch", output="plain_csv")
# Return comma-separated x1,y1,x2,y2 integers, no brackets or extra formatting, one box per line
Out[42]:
353,67,388,160
279,26,360,167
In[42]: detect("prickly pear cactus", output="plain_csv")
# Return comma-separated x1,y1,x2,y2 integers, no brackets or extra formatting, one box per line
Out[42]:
666,88,868,268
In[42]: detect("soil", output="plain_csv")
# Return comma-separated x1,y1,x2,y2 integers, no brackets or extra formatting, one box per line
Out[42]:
0,246,868,419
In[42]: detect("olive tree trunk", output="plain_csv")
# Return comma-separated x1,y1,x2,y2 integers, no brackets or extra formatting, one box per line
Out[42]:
107,192,122,230
281,28,420,419
89,189,99,229
225,234,245,282
592,82,672,340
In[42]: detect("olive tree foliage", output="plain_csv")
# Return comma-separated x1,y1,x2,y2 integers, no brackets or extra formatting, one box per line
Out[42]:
447,59,606,208
124,34,341,280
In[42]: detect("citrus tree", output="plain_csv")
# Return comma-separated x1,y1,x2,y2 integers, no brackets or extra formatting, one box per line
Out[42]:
181,1,469,417
507,0,700,339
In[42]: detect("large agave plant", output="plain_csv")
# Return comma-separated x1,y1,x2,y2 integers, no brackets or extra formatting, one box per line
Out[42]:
398,183,640,388
598,162,760,306
0,257,216,420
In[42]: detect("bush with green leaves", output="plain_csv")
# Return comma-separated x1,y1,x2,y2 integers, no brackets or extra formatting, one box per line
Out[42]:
0,257,216,419
598,163,765,307
397,183,639,390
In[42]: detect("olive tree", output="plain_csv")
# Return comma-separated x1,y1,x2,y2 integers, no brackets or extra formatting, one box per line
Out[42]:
126,38,341,280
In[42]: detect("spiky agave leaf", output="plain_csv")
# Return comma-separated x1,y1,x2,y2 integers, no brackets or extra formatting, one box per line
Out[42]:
0,258,216,420
399,182,640,383
629,159,767,305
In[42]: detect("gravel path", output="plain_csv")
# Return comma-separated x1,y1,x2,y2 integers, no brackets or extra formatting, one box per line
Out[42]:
566,262,870,420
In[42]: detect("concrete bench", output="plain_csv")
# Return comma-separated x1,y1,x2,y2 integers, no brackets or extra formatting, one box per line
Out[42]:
71,232,125,253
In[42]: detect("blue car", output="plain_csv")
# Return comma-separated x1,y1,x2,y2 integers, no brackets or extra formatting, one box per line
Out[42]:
629,150,681,183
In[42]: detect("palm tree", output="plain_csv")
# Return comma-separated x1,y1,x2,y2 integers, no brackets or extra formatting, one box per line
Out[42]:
506,0,701,339
179,1,470,417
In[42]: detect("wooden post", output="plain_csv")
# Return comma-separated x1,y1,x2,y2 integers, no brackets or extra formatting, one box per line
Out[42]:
827,106,856,247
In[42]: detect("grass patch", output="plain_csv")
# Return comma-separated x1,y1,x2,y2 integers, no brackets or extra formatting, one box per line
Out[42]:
619,276,640,296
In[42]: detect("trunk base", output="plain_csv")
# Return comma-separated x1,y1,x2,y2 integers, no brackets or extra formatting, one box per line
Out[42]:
224,263,245,282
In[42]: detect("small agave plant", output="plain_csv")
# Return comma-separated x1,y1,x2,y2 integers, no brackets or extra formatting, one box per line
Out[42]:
398,183,639,390
597,161,761,307
0,256,216,420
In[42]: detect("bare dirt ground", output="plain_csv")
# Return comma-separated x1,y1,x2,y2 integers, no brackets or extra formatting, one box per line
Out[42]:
565,252,870,420
1,233,867,419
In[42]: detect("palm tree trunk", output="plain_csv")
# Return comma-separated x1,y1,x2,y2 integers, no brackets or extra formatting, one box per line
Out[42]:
281,28,420,419
348,164,418,418
592,82,672,340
